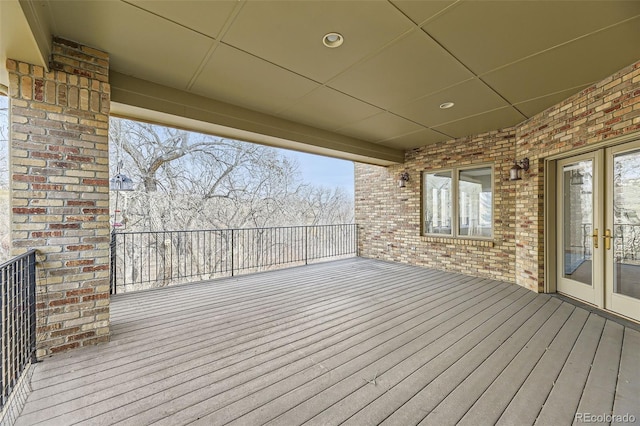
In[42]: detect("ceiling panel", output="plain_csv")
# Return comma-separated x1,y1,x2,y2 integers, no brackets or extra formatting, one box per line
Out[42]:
191,44,320,116
482,17,640,104
127,0,238,39
514,85,592,118
433,107,526,138
276,87,383,131
46,1,213,89
423,0,640,75
335,112,426,143
221,1,413,83
392,78,510,127
390,0,457,26
3,0,634,158
376,128,450,150
328,30,473,109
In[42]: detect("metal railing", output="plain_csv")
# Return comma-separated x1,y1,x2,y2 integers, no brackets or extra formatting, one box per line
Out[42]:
614,223,640,262
1,250,37,409
110,224,357,294
577,223,640,262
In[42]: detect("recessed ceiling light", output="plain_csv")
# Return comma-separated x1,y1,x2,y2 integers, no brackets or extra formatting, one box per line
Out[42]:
323,32,344,48
439,102,455,109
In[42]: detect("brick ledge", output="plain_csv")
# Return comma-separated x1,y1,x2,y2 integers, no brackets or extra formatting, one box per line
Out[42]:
421,236,495,247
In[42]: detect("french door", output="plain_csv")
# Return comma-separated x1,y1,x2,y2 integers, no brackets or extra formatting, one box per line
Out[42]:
557,141,640,321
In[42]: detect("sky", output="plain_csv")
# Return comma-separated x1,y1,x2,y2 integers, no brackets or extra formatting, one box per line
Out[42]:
283,149,355,196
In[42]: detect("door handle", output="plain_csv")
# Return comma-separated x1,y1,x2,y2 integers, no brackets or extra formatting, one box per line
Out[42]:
592,228,598,249
603,229,612,250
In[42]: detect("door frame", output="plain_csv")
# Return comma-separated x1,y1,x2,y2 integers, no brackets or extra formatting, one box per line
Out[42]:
544,131,640,296
554,151,604,307
605,140,640,319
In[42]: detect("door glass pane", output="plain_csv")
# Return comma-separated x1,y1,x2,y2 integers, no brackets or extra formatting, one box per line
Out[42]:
424,171,452,235
563,161,593,285
613,149,640,300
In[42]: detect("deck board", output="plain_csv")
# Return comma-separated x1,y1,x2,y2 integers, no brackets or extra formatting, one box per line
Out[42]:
420,297,566,425
203,281,513,426
496,307,590,425
612,327,640,425
337,289,537,426
454,301,575,426
378,294,554,426
535,314,606,426
14,258,639,426
120,278,497,425
575,320,624,423
23,265,440,417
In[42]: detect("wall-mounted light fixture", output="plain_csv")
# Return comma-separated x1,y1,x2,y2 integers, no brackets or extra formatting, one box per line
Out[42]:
398,172,410,188
570,170,584,186
110,173,134,191
509,158,529,181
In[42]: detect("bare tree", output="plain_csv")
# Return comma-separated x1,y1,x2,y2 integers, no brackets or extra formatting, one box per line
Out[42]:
108,117,355,290
296,186,354,225
111,118,224,192
109,117,318,232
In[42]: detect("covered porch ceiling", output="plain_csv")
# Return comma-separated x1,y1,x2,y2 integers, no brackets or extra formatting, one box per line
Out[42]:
1,0,639,165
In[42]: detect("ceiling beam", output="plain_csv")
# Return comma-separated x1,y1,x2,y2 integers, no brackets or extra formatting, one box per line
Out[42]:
110,71,404,165
18,0,52,68
0,0,50,86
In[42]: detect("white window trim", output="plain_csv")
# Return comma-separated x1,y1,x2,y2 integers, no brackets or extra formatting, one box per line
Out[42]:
422,163,495,240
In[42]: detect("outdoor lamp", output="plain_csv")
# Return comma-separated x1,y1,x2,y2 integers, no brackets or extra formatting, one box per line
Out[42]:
570,170,584,185
398,172,410,188
509,158,529,181
110,173,134,191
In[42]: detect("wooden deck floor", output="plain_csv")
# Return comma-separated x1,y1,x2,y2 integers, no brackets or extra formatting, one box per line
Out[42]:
16,258,640,425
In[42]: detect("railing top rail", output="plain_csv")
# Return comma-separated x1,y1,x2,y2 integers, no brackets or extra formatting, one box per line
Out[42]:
0,249,37,270
111,223,356,236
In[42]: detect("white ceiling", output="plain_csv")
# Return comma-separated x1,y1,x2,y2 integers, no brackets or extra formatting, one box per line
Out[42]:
2,0,639,164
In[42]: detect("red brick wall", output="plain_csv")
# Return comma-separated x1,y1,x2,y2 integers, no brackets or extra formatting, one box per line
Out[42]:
8,37,111,357
356,128,517,284
514,61,640,291
356,60,640,292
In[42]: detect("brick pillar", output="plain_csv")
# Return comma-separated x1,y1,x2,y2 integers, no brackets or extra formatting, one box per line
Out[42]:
7,37,111,357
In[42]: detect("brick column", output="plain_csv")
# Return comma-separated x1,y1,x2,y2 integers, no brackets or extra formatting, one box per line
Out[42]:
7,37,111,357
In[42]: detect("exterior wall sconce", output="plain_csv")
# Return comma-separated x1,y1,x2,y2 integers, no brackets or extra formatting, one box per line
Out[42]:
109,173,134,191
570,170,584,185
509,158,529,181
398,172,410,188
